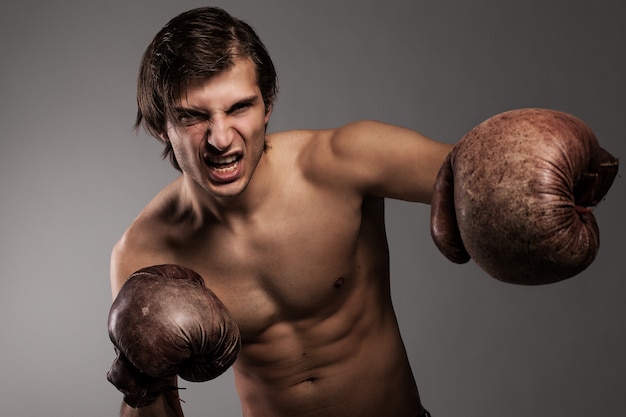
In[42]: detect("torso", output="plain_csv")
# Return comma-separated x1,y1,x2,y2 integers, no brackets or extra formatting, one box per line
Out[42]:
115,129,423,416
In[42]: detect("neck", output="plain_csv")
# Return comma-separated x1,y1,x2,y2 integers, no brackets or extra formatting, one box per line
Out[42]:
181,153,272,225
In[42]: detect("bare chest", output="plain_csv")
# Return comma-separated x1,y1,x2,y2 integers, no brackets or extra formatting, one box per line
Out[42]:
181,194,379,340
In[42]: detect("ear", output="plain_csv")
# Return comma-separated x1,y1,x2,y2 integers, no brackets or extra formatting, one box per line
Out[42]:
264,104,273,124
158,131,170,142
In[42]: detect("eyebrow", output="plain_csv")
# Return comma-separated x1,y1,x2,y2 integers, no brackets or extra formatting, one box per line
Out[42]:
174,95,260,116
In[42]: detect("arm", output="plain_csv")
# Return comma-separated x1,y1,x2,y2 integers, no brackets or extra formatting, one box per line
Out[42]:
307,120,453,203
110,224,162,299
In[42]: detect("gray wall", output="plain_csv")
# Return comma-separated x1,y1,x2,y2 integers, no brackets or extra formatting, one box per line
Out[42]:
1,1,624,416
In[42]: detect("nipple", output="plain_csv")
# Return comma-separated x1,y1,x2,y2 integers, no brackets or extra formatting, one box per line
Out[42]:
334,277,345,288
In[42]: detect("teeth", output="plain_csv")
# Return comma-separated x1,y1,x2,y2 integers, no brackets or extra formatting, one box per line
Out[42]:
208,155,238,165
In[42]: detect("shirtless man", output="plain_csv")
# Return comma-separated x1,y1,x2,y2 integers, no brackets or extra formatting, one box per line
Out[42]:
109,7,451,416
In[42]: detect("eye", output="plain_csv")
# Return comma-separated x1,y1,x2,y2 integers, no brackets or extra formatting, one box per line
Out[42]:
228,97,259,116
176,111,209,127
229,102,251,115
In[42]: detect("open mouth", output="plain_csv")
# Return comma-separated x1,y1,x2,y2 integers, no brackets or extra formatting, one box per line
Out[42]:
204,154,242,178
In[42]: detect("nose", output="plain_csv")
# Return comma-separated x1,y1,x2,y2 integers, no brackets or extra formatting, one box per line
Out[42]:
206,114,233,151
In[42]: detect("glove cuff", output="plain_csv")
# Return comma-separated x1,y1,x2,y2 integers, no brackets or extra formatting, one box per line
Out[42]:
107,350,181,408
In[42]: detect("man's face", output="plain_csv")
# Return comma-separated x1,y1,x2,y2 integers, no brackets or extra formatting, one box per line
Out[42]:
165,58,271,199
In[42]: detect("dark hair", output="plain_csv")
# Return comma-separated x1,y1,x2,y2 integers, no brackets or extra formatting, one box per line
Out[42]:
134,7,278,170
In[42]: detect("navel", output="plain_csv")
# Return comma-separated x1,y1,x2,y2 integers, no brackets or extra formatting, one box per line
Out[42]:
333,277,345,288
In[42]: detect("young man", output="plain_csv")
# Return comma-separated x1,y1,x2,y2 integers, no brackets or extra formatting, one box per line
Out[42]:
110,6,451,416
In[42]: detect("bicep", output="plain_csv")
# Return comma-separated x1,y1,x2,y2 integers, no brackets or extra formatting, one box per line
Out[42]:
109,240,130,300
109,234,153,300
328,121,453,203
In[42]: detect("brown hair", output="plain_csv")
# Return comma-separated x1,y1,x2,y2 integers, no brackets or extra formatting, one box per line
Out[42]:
134,7,278,170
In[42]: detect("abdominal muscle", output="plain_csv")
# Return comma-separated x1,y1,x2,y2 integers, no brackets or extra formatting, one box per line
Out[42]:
231,291,422,417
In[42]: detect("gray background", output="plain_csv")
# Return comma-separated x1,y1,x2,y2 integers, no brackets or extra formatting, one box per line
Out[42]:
1,0,624,416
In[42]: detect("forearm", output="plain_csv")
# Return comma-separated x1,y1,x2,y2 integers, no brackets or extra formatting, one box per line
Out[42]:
119,392,184,417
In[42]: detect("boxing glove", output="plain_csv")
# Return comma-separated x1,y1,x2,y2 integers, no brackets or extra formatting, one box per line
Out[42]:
430,108,619,285
107,264,241,407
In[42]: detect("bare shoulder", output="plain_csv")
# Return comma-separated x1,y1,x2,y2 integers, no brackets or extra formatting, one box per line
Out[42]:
265,127,334,182
327,119,446,162
266,121,381,181
270,121,452,202
109,179,185,299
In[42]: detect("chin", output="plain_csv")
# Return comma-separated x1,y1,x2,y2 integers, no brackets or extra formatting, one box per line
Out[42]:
207,180,250,200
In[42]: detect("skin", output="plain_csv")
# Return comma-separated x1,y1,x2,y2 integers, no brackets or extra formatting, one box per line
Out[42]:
111,58,452,417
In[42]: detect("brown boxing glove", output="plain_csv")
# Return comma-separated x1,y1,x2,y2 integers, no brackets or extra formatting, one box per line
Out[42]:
430,108,619,284
107,264,241,407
